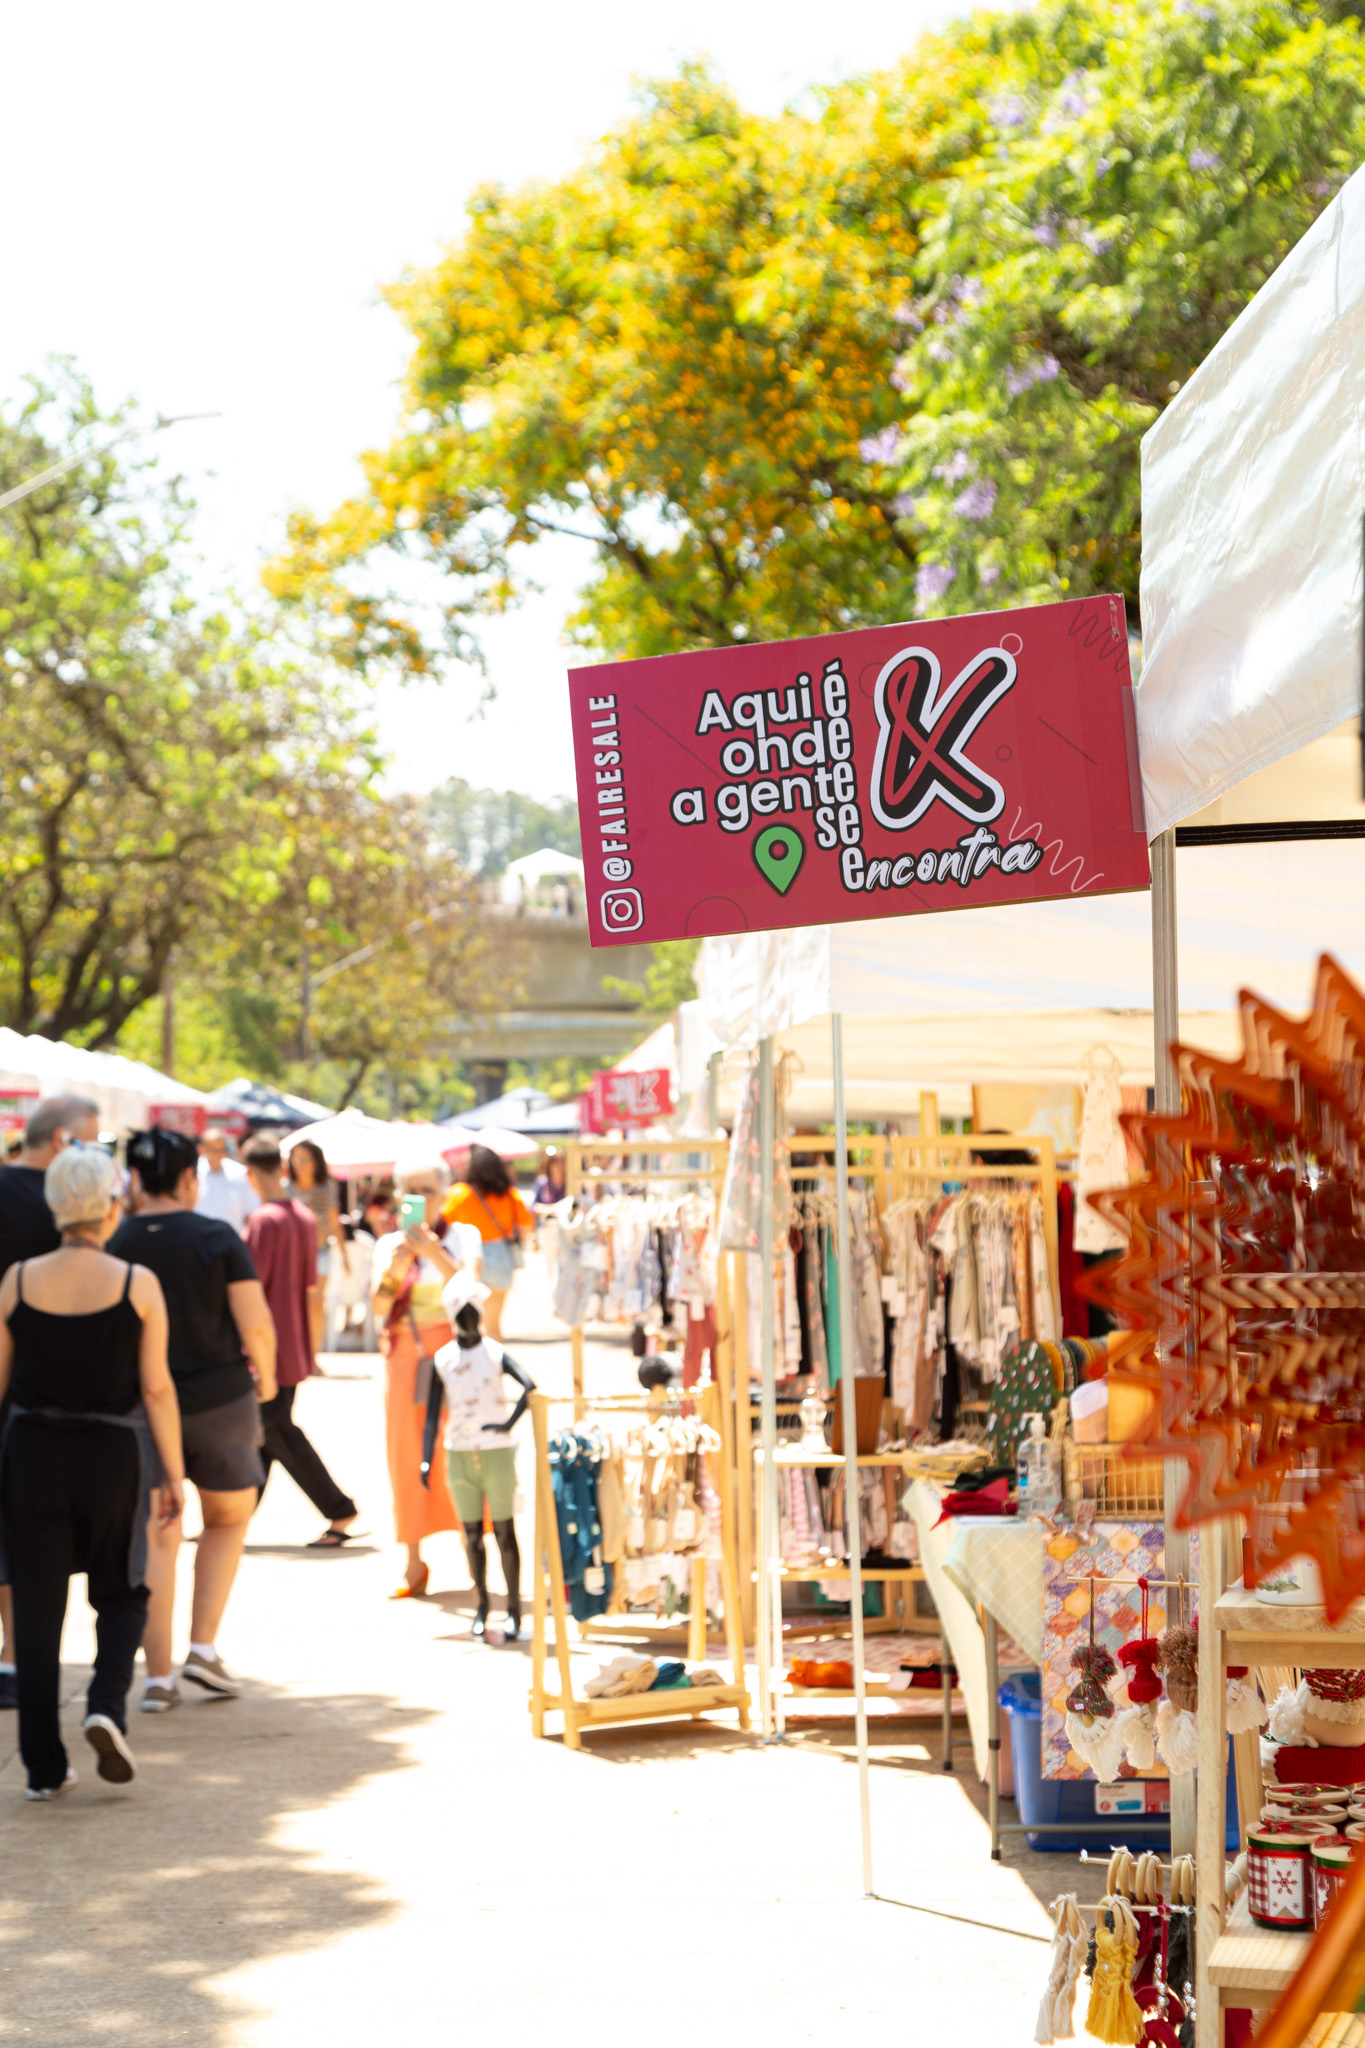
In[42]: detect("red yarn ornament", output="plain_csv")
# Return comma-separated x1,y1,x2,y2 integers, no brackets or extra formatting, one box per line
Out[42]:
1118,1578,1162,1704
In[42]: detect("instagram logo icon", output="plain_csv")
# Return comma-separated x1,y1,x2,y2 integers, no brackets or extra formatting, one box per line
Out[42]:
600,887,644,934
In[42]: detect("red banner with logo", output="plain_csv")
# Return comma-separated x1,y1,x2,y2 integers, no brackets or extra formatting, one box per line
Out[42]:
0,1087,39,1135
580,1067,674,1133
150,1101,207,1138
569,595,1148,947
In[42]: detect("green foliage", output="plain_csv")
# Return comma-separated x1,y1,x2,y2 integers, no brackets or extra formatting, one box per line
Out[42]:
876,0,1365,616
273,2,1365,659
602,939,701,1014
425,779,580,875
0,368,516,1088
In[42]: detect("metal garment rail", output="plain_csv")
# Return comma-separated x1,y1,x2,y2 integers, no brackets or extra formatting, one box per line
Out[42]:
832,1011,873,1897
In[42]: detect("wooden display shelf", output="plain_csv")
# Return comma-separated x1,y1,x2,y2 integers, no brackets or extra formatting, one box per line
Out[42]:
1212,1581,1365,1669
753,1448,922,1469
533,1680,751,1738
1207,1891,1310,2004
765,1564,926,1582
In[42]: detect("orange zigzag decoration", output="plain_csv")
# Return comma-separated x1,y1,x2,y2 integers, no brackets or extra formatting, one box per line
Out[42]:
1083,953,1365,1624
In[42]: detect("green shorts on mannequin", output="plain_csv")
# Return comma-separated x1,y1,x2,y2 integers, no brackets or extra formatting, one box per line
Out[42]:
447,1445,517,1522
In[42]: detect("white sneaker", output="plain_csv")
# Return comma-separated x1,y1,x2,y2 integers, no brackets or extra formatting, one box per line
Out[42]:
83,1714,136,1784
139,1681,181,1714
25,1765,77,1801
182,1653,240,1698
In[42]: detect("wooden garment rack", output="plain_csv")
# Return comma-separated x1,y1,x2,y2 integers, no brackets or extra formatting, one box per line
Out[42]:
528,1390,751,1748
886,1131,1062,1333
560,1138,730,1406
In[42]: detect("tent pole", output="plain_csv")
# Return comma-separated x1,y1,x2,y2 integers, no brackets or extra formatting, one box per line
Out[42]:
833,1012,874,1896
757,1035,783,1740
1151,826,1194,1861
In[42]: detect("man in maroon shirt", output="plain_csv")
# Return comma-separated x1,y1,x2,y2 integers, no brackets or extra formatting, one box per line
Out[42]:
242,1137,359,1545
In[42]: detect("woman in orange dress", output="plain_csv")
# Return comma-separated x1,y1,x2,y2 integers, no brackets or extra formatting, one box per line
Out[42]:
442,1146,534,1342
371,1162,481,1597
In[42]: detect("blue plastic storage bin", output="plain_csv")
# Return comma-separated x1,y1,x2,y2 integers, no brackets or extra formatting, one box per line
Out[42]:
999,1670,1238,1852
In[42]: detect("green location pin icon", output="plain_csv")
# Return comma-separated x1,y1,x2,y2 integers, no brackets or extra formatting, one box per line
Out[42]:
753,823,805,895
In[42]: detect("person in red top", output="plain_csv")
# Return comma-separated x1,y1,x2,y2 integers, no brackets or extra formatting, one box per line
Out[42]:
242,1137,359,1548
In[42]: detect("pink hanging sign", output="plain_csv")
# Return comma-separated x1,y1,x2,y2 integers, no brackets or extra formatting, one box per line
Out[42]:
580,1067,674,1133
569,595,1148,947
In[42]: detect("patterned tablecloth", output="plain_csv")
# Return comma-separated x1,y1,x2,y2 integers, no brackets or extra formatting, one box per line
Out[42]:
941,1514,1047,1666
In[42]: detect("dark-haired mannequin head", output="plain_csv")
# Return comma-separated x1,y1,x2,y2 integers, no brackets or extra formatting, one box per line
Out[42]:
455,1301,483,1347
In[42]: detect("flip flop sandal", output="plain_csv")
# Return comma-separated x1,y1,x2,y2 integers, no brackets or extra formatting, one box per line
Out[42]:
306,1529,364,1549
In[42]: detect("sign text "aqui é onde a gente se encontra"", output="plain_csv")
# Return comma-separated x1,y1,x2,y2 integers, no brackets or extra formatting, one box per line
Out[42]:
568,596,1149,947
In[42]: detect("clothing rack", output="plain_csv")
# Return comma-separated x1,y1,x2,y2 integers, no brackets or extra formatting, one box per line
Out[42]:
887,1132,1062,1331
560,1138,730,1406
528,1390,751,1748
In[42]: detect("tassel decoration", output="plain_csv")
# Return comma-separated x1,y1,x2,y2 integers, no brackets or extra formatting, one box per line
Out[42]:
1035,1893,1087,2044
1155,1601,1199,1777
1116,1577,1162,1771
1065,1578,1123,1777
1225,1664,1267,1735
1083,1896,1145,2047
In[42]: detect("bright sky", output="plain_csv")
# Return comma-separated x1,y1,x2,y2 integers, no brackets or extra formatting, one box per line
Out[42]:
5,0,979,800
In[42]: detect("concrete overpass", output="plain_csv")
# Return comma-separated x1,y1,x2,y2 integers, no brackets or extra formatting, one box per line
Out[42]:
447,909,652,1097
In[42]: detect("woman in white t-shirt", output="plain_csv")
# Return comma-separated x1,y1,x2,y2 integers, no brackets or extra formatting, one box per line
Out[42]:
371,1161,482,1598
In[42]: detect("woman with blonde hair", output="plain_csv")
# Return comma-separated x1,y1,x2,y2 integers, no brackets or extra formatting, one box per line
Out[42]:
371,1159,481,1598
0,1147,184,1798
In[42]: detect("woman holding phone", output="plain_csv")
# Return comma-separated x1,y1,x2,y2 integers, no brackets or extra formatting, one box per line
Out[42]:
441,1146,533,1341
370,1161,480,1598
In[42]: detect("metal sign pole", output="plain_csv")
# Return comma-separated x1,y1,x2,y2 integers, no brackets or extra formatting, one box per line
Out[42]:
757,1035,784,1740
833,1013,874,1895
1151,826,1195,1861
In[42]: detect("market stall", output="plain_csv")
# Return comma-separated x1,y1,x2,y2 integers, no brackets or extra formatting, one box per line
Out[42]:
0,1026,212,1134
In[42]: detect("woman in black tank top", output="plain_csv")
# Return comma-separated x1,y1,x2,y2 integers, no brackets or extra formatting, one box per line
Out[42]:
0,1147,184,1799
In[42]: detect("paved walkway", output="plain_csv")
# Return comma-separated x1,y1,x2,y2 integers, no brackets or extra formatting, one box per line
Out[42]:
2,1257,1087,2046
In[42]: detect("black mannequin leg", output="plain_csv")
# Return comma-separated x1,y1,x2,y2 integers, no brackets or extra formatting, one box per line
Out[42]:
493,1519,522,1635
462,1526,490,1636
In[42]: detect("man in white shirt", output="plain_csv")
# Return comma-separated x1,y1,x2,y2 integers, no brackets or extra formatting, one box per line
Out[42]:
196,1128,259,1236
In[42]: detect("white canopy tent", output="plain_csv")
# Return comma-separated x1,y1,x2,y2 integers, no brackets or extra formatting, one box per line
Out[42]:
0,1027,211,1134
694,837,1365,1111
1138,162,1365,835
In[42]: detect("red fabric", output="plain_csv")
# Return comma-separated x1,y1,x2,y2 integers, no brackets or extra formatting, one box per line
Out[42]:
244,1197,317,1387
1057,1184,1087,1337
933,1477,1014,1526
1273,1741,1365,1785
682,1306,717,1389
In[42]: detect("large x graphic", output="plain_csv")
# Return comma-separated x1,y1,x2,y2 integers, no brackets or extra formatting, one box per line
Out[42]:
869,643,1019,831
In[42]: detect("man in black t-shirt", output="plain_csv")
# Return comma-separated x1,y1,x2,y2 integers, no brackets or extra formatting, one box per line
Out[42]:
0,1092,101,1708
111,1130,277,1710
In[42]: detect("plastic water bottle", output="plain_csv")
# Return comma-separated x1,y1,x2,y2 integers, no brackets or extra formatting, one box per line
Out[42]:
1017,1413,1060,1514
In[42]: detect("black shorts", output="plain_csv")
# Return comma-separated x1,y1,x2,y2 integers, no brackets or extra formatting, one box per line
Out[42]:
181,1389,265,1494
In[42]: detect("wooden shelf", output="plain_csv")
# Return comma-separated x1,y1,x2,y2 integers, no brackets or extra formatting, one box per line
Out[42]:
764,1564,926,1582
535,1682,750,1731
1208,1891,1311,1999
1213,1581,1365,1668
784,1679,959,1700
754,1448,921,1468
